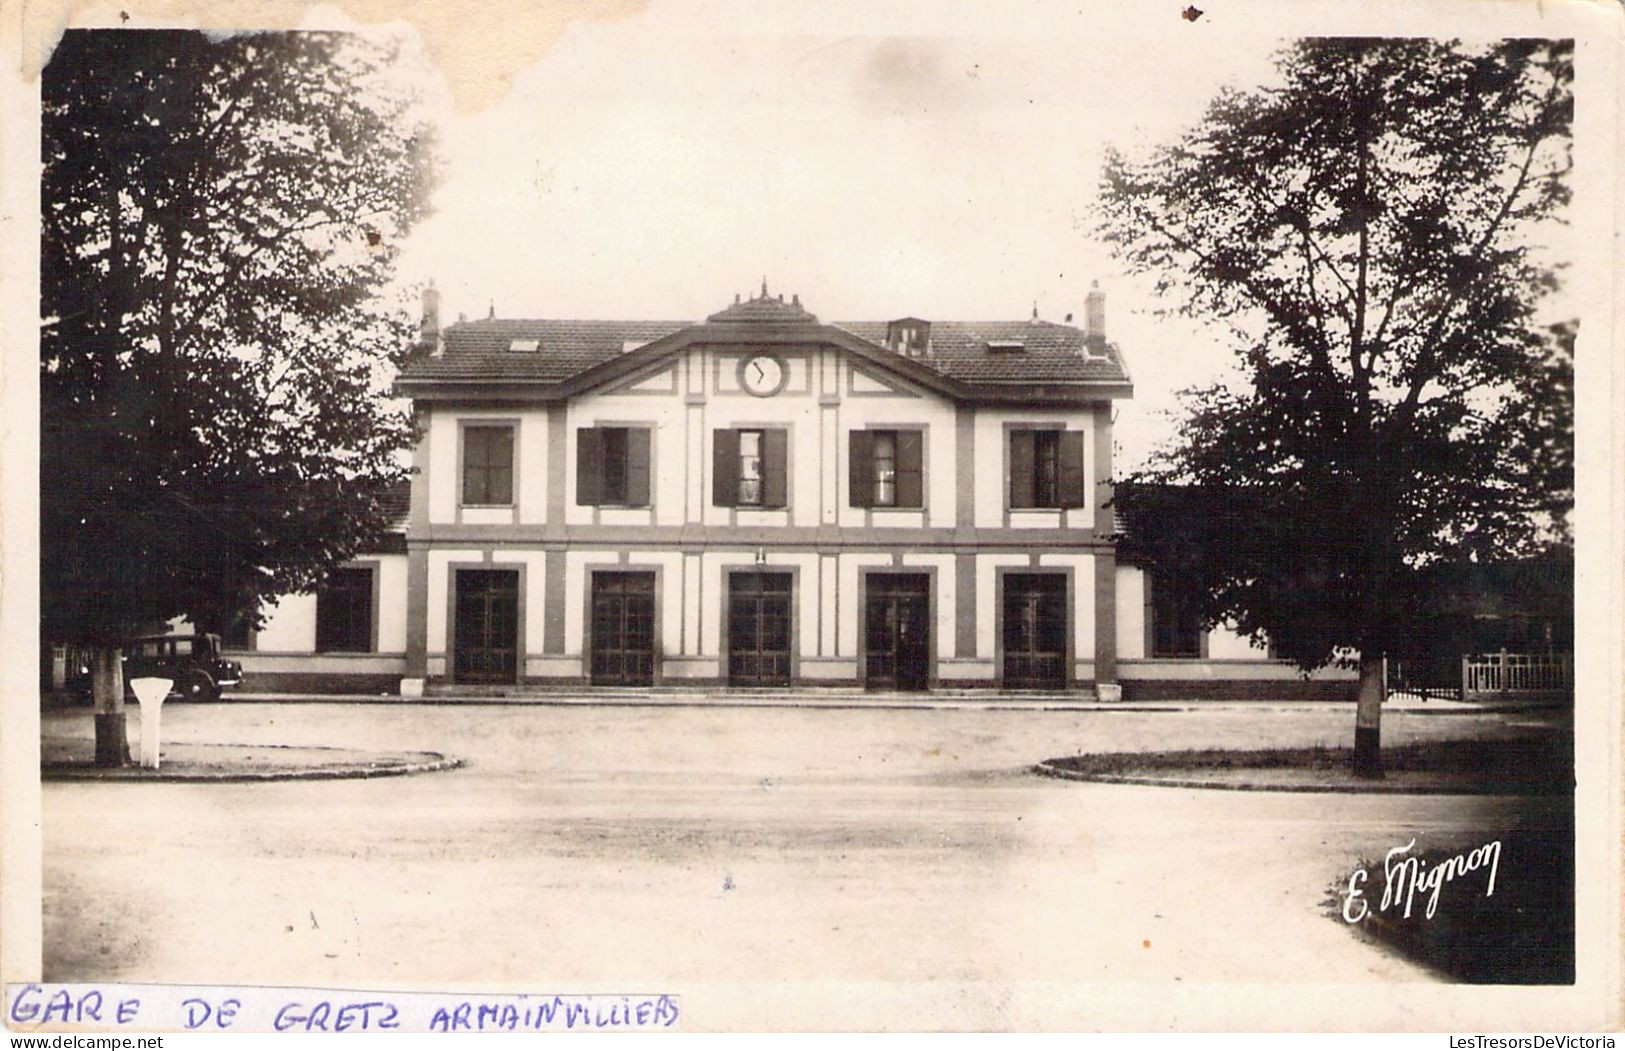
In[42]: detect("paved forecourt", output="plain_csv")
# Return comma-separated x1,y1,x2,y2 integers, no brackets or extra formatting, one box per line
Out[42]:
38,701,1564,1026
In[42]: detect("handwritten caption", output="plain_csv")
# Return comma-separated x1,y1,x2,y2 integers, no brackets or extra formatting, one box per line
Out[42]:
1342,836,1502,923
6,984,679,1034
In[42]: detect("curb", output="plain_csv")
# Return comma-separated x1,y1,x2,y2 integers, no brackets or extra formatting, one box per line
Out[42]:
1031,760,1573,796
115,693,1560,715
42,743,465,783
218,693,1180,712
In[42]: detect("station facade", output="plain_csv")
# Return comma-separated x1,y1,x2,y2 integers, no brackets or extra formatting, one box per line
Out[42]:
237,284,1354,700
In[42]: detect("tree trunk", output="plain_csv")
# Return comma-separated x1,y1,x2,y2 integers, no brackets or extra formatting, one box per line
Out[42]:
91,646,129,768
1353,652,1384,779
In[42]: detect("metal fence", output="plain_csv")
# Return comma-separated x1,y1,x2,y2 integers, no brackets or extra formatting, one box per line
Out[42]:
1387,658,1462,702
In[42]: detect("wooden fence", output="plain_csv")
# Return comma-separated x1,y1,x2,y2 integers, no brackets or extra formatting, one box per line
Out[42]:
1461,650,1573,699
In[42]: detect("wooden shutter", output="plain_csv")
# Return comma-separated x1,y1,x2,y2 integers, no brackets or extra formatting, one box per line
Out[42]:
895,429,923,508
1144,570,1158,658
1057,430,1087,508
712,429,739,507
575,427,602,506
625,428,651,507
762,429,788,508
848,430,874,508
1008,429,1036,508
490,428,514,505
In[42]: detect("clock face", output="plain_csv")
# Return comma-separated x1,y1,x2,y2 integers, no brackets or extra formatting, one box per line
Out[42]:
740,354,786,397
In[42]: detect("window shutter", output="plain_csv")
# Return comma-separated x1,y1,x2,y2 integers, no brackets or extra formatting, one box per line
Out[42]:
762,429,788,508
1144,571,1158,658
625,427,651,507
1009,430,1036,508
848,430,874,508
895,430,923,508
712,429,739,507
575,427,602,506
490,428,514,505
1057,430,1087,508
461,432,479,505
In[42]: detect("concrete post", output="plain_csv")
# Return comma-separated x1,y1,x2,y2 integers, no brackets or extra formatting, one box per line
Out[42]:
129,677,172,769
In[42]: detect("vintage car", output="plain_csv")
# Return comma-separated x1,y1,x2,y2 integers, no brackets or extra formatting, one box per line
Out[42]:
69,633,242,702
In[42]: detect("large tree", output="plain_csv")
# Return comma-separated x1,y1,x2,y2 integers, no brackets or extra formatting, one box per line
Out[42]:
1096,38,1572,775
42,30,437,763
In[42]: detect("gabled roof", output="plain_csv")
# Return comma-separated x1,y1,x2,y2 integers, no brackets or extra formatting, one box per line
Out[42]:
397,290,1133,403
402,319,688,382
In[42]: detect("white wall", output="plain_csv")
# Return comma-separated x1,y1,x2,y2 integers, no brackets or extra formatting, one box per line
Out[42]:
902,552,957,659
833,359,957,530
974,553,1030,659
1116,564,1146,661
971,407,1094,529
567,357,692,528
375,555,409,653
426,404,550,525
1039,552,1095,661
626,550,686,657
1208,623,1271,659
426,548,485,658
257,593,316,652
419,344,1103,534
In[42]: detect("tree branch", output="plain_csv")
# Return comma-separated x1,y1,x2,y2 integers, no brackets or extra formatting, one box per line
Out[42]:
1392,85,1560,439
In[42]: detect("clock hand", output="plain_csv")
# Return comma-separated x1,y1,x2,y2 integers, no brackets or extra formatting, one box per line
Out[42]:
753,362,765,382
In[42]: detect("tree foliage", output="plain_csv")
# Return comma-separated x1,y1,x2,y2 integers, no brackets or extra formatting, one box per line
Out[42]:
42,29,438,643
1099,37,1573,668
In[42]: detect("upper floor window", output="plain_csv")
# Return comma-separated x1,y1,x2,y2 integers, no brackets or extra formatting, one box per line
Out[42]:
849,429,923,508
873,432,897,505
1148,572,1203,658
713,428,787,508
463,425,514,506
316,566,374,653
577,426,651,507
739,430,764,506
1009,428,1086,509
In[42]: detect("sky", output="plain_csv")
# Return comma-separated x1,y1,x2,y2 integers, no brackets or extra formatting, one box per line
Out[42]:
361,0,1582,473
377,2,1295,471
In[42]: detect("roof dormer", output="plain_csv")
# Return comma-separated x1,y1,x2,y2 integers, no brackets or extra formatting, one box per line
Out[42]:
885,317,931,358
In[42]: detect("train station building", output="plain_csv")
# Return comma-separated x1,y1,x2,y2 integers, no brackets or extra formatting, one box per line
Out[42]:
236,282,1354,700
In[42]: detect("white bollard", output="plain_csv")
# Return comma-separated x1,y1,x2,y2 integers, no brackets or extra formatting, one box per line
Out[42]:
129,677,172,769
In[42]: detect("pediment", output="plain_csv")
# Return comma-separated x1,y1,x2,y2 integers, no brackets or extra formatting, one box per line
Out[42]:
562,320,968,404
602,361,679,396
846,361,921,399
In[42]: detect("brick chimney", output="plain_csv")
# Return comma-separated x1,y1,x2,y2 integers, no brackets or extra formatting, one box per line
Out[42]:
1084,281,1105,338
419,282,442,357
1079,279,1105,357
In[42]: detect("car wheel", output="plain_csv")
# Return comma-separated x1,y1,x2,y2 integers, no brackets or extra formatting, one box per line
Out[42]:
177,669,219,703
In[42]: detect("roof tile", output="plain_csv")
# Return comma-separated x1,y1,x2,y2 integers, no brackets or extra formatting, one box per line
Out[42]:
399,317,1130,389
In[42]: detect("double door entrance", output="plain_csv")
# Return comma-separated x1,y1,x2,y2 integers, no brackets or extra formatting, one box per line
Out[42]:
727,571,793,686
864,573,930,691
1002,572,1069,689
590,571,656,686
457,566,1066,690
454,569,520,684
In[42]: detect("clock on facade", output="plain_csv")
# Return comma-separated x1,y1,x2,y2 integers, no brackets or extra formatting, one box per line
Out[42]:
739,353,787,397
